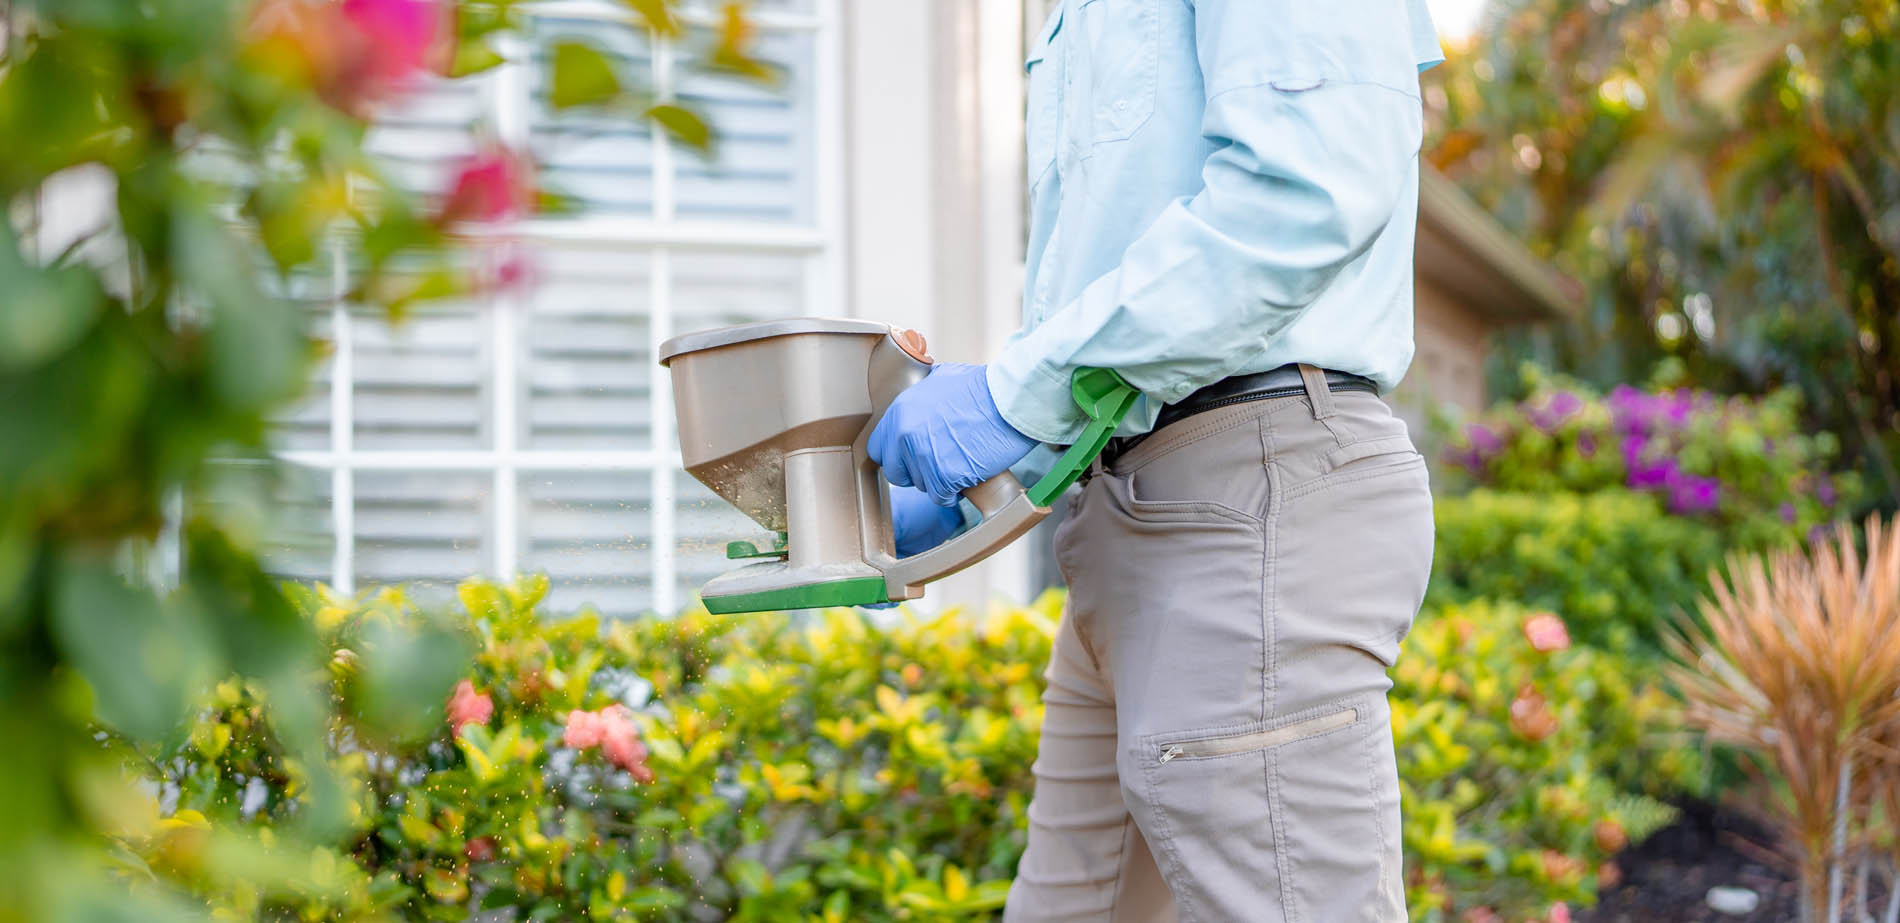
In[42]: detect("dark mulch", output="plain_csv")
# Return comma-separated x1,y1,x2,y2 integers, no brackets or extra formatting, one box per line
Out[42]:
1581,800,1806,922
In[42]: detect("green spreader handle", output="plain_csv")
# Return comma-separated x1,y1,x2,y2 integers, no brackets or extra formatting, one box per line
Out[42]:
1026,366,1140,506
878,366,1138,600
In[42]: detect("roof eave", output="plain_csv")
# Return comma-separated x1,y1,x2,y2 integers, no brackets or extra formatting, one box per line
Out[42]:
1416,168,1582,324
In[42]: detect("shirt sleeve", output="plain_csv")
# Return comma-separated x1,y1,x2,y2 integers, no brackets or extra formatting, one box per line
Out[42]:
988,0,1435,445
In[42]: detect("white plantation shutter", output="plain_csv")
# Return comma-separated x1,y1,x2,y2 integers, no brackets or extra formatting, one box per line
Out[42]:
519,470,652,615
362,75,485,200
673,471,759,608
672,249,808,325
674,27,816,224
350,300,491,450
257,463,336,583
520,245,655,450
529,16,656,215
354,470,490,592
267,1,840,616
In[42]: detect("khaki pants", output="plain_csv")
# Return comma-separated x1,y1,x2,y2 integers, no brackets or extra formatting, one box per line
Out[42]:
1005,369,1435,923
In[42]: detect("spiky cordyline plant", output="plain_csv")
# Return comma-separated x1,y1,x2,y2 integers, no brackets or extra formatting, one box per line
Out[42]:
1671,516,1900,923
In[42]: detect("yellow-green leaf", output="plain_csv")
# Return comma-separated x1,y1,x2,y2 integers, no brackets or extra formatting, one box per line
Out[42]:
646,104,713,152
550,41,622,109
943,865,968,903
450,38,506,77
190,721,232,760
619,0,680,36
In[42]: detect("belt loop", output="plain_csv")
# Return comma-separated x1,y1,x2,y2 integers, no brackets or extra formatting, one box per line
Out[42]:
1297,363,1337,420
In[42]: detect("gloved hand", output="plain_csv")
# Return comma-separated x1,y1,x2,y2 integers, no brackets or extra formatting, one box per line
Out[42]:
890,484,964,557
867,362,1039,507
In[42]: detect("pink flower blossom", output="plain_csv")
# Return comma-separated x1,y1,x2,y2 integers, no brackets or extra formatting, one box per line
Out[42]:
562,708,607,749
1522,612,1571,653
600,725,654,783
246,0,443,116
1509,686,1559,742
436,149,536,226
446,679,493,736
1548,902,1572,923
493,254,531,290
563,705,655,783
341,0,442,94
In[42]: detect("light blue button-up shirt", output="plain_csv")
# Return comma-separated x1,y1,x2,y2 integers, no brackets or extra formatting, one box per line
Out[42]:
988,0,1444,446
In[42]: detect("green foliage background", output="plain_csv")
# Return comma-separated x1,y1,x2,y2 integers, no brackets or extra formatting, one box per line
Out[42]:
1425,0,1900,506
0,1,761,919
127,580,1685,922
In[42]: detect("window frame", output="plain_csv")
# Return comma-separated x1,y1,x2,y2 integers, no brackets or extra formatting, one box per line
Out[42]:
275,0,846,617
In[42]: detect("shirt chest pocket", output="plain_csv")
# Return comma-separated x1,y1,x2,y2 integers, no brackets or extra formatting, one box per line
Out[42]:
1069,0,1157,147
1024,7,1062,189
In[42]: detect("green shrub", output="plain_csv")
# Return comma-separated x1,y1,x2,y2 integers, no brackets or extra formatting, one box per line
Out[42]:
1394,600,1693,921
128,579,1052,922
1430,489,1724,651
110,579,1685,922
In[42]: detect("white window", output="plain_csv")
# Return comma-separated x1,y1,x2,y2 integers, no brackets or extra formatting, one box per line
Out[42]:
265,0,843,618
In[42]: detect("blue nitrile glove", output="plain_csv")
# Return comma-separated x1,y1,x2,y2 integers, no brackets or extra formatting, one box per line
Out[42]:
867,362,1039,507
861,486,968,610
891,484,964,557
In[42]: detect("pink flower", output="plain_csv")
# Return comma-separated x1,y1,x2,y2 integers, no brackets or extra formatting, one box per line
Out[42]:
246,0,443,116
563,705,655,783
563,708,607,748
1522,612,1571,653
463,836,497,863
493,254,531,290
436,149,537,226
446,680,493,736
341,0,442,94
600,724,654,783
1594,818,1628,852
1548,902,1572,923
1509,686,1559,742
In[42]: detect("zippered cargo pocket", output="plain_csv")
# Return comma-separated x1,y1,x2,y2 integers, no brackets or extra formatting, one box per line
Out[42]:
1132,699,1402,920
1155,707,1357,764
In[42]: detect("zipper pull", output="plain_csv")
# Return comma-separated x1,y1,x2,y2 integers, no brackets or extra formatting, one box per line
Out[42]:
1158,745,1183,764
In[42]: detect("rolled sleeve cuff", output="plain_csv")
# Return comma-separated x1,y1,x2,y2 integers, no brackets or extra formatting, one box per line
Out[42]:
987,350,1087,446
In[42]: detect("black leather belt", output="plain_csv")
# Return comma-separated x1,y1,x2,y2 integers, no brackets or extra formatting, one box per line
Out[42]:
1097,365,1378,468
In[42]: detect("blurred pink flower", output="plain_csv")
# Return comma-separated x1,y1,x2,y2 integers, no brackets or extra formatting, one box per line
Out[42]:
1509,686,1559,742
247,0,444,115
463,836,497,863
1548,902,1572,923
1522,612,1571,653
341,0,442,92
437,149,536,226
1594,818,1628,852
493,254,531,289
564,705,655,783
563,708,607,748
600,725,655,783
446,679,493,736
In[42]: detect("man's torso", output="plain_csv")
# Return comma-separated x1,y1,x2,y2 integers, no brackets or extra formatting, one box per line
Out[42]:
1019,0,1439,401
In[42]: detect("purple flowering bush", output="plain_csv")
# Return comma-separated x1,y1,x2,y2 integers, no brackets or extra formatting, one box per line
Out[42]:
1432,370,1864,660
1441,372,1858,552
